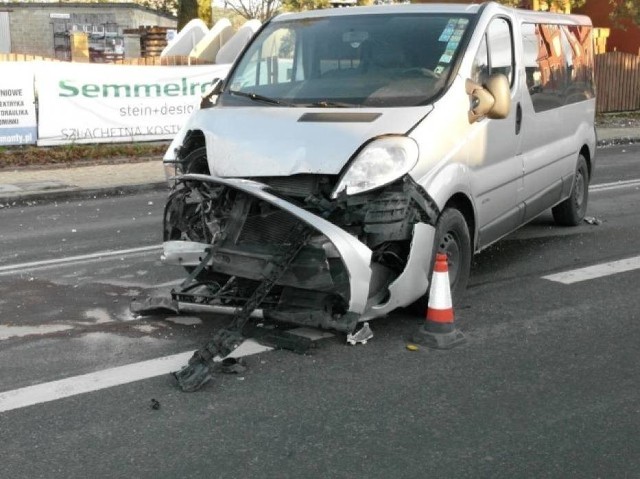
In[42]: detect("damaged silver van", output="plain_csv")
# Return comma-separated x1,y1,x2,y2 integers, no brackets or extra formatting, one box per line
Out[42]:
162,2,595,333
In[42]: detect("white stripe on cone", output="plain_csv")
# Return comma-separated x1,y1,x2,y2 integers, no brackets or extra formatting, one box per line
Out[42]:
429,269,452,310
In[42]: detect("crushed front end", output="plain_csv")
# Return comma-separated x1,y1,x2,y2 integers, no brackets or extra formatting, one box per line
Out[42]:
162,172,439,333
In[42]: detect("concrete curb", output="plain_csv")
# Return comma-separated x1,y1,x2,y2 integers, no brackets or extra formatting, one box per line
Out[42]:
0,181,168,206
596,137,640,147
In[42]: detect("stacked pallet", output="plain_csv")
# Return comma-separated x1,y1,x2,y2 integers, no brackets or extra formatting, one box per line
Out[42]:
116,55,211,66
123,26,172,58
141,26,172,57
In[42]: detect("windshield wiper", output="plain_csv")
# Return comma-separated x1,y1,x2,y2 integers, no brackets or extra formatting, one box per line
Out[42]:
229,90,293,106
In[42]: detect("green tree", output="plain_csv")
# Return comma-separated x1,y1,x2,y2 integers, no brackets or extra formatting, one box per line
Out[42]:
211,6,247,30
609,0,640,26
137,0,179,15
138,0,209,26
177,0,199,29
223,0,280,21
281,0,329,12
197,0,212,25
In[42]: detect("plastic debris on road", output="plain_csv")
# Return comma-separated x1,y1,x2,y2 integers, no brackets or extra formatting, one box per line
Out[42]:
213,357,247,374
130,295,179,316
346,322,373,345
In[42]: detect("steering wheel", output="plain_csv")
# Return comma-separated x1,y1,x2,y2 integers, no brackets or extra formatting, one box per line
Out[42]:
401,67,440,79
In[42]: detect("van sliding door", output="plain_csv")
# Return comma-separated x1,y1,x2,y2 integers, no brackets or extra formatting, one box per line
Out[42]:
518,22,590,221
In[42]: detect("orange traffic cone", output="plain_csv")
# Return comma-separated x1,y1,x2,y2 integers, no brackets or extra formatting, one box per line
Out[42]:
412,253,466,349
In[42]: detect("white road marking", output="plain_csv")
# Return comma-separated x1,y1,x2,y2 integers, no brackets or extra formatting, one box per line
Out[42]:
542,255,640,284
0,351,193,413
154,279,185,288
590,179,640,193
0,324,74,340
94,278,184,289
0,327,334,413
0,345,263,413
164,316,203,326
0,245,162,276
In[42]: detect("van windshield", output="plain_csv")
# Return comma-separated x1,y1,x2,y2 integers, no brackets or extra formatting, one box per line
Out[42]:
225,13,472,108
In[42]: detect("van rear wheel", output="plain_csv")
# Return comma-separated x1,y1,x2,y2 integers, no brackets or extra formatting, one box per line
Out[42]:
552,154,589,226
411,208,471,312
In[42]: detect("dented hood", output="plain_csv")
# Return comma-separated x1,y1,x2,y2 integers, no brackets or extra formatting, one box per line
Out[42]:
195,106,431,177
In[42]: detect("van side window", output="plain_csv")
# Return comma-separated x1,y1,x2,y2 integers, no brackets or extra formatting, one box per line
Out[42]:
522,23,594,112
472,18,514,87
561,25,595,103
522,23,564,111
471,35,489,84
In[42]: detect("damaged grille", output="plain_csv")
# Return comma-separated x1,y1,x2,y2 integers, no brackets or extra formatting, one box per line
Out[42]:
248,174,335,198
238,209,302,244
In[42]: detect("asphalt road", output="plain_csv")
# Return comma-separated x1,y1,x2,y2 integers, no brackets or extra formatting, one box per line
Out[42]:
1,145,640,479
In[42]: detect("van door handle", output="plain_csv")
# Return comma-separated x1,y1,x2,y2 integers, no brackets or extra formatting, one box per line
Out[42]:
515,102,522,135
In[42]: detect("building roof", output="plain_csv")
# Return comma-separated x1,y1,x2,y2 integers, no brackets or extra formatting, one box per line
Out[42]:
1,2,176,20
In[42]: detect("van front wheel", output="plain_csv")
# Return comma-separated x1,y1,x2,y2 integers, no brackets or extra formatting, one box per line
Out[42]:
552,154,589,226
411,208,471,312
433,208,471,302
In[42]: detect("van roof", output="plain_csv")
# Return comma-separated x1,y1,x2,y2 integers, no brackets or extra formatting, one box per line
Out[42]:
273,3,482,22
272,2,592,26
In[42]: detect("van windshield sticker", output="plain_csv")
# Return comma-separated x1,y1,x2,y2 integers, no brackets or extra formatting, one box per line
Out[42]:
438,29,454,42
439,19,459,42
439,18,468,43
439,18,468,60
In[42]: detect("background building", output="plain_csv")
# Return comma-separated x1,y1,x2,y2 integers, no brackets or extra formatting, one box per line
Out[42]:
574,3,640,55
0,2,176,61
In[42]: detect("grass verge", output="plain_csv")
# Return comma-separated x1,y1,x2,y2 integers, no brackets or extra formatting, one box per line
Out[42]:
0,142,169,170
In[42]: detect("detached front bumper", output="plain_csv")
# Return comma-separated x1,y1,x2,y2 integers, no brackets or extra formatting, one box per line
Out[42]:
162,174,437,327
163,174,373,315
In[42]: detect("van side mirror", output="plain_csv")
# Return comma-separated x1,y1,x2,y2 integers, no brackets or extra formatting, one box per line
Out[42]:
200,78,223,109
466,73,511,123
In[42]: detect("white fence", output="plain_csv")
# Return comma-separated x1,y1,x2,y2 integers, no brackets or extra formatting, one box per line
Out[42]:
0,61,230,146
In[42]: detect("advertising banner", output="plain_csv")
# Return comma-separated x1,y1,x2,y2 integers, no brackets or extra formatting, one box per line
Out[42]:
0,63,37,146
36,62,231,146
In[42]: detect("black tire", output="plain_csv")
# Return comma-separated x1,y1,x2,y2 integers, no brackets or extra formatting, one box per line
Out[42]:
552,154,589,226
183,146,209,175
411,208,472,311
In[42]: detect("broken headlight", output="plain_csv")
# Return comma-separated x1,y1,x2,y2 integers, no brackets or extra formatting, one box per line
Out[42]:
331,136,418,198
163,160,181,188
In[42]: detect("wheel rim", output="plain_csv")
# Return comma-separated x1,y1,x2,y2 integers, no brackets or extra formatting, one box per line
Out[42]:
439,232,460,286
